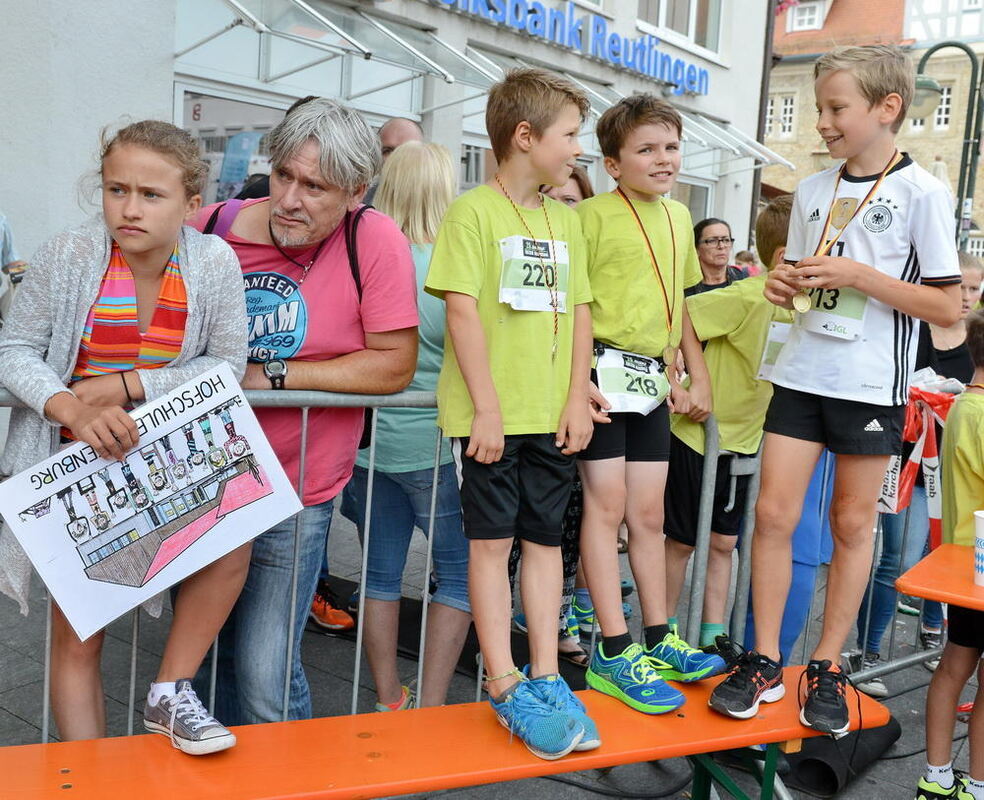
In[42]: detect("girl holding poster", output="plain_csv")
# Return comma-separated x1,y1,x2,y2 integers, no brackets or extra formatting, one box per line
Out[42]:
0,121,247,754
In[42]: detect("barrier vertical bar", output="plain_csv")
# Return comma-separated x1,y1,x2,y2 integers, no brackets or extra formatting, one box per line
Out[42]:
728,449,761,644
686,416,719,645
41,595,52,743
209,638,219,713
415,427,443,700
474,653,484,702
282,407,310,722
351,408,378,715
126,611,139,735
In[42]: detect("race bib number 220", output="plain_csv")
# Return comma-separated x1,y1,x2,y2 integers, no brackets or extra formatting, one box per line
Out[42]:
498,235,569,312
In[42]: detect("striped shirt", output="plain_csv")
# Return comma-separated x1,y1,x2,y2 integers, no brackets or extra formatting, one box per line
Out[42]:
72,242,188,381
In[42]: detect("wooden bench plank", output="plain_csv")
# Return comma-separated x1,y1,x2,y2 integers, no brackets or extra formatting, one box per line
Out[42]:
0,667,889,800
896,543,984,611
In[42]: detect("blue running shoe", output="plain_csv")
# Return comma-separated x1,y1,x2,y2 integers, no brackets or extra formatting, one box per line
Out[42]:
572,595,600,634
563,612,580,640
645,631,727,682
523,668,600,750
489,678,584,760
586,642,685,714
513,612,530,633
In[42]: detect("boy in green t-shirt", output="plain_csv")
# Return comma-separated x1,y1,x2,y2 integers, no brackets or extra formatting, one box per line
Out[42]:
424,69,599,760
575,95,723,715
915,310,984,800
664,195,794,658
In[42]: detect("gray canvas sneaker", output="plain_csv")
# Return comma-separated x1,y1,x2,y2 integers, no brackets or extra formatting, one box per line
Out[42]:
143,679,236,755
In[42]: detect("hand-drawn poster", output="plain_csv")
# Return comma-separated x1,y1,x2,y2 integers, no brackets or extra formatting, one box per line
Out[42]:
0,364,302,640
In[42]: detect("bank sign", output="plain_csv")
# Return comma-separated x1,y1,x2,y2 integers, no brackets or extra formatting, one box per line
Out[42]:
436,0,710,95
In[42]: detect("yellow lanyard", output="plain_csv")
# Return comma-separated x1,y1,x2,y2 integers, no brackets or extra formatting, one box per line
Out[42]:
814,150,903,257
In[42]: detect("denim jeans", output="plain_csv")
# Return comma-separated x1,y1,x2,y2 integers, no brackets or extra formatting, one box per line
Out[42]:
203,500,334,725
340,462,470,613
856,485,944,654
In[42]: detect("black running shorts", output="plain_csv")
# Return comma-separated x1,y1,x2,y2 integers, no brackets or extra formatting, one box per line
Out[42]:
578,403,671,462
664,434,752,545
451,433,576,547
947,605,984,653
764,385,904,456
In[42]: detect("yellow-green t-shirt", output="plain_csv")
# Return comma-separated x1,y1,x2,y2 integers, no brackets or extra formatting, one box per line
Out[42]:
424,185,592,437
941,391,984,546
577,192,701,357
671,275,793,455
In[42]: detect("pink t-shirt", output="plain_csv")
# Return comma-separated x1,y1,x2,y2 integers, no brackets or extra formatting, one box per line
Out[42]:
195,199,418,505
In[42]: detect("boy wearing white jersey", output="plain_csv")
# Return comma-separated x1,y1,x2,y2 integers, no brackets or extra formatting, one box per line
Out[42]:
709,44,962,736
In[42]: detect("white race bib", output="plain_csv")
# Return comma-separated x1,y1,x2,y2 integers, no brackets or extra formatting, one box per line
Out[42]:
498,235,569,312
798,285,868,340
596,346,669,415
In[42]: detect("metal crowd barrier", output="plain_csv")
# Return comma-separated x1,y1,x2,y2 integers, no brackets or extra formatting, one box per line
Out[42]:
0,390,940,748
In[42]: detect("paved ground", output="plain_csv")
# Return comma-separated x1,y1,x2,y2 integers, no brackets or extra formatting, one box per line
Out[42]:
0,505,977,799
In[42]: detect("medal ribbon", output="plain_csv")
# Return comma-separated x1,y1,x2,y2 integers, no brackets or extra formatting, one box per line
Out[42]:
614,189,677,352
813,150,903,257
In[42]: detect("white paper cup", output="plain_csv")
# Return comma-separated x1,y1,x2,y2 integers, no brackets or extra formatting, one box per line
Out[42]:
974,510,984,587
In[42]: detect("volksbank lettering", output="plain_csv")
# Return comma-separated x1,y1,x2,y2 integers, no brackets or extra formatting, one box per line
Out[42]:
437,0,709,95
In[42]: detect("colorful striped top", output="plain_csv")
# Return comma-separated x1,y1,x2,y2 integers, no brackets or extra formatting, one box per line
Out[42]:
71,242,188,381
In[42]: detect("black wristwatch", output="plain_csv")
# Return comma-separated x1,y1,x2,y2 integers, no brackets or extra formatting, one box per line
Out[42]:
263,359,288,389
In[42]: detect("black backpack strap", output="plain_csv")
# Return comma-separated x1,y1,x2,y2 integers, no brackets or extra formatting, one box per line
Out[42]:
203,203,224,235
344,204,373,302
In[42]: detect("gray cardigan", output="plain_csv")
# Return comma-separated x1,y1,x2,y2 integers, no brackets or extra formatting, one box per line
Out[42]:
0,217,247,614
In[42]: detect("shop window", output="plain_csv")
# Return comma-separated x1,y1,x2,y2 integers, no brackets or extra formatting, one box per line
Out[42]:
461,145,485,190
787,1,823,31
765,96,775,138
911,116,926,132
638,0,722,52
779,95,795,137
671,181,710,222
934,85,952,130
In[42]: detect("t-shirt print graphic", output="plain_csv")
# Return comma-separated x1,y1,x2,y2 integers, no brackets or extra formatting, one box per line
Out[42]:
243,271,308,361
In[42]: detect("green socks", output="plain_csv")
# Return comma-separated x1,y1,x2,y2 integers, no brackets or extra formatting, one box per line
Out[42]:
699,623,726,648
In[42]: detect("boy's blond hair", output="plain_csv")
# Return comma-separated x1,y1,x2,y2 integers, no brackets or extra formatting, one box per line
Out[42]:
814,45,913,133
485,69,589,163
754,194,794,270
374,141,455,245
595,94,682,160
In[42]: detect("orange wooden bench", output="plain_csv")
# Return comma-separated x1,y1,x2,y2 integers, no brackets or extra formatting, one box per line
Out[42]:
0,667,889,800
896,543,984,611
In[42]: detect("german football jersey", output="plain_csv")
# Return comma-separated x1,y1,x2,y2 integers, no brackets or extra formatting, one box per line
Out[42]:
774,154,960,406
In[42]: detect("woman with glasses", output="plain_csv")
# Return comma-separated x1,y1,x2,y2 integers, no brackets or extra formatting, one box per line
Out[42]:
690,218,746,296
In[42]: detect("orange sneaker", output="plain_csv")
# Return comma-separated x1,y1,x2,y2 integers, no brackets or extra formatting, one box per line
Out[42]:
310,582,355,631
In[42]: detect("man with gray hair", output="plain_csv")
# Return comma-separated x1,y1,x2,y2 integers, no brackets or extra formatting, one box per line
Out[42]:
195,97,419,724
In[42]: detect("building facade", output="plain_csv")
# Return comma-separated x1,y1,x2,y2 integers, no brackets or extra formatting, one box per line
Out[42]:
2,0,787,255
761,0,984,254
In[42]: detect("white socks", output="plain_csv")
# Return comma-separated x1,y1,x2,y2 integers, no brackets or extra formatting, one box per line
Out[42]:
147,681,177,707
968,777,984,800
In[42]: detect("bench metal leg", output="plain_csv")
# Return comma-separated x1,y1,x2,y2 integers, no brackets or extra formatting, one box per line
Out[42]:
689,744,781,800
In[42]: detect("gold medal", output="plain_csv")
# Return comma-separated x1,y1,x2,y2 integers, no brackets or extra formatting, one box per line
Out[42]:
662,345,677,365
829,197,859,230
792,291,812,313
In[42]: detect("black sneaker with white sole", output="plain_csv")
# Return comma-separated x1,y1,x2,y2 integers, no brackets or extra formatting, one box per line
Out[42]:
799,659,850,737
708,650,784,719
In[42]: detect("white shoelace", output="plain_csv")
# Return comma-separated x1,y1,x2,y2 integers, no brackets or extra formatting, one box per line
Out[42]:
166,688,217,747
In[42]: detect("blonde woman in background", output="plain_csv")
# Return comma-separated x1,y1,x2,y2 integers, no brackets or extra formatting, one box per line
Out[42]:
339,142,471,710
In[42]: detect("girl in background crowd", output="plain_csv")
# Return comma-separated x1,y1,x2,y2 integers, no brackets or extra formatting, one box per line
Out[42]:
543,165,594,207
0,121,248,753
340,141,472,709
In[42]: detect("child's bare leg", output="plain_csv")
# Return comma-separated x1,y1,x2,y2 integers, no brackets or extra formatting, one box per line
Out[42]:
811,454,886,663
925,642,979,766
624,460,669,626
469,538,519,697
419,602,471,707
970,661,984,782
702,533,737,625
363,599,403,706
520,540,563,677
752,434,824,661
50,604,106,741
664,537,693,619
578,458,628,636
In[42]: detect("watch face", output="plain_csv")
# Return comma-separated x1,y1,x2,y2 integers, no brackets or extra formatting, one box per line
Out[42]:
190,452,206,467
265,360,286,378
133,490,149,509
150,472,168,492
173,462,188,481
109,490,129,510
228,438,248,458
208,447,227,469
93,512,111,532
